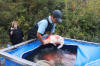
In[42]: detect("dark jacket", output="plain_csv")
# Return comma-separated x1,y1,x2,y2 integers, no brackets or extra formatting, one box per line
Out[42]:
8,27,24,45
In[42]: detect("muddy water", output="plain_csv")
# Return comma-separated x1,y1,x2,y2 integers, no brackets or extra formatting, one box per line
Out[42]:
24,44,77,66
58,53,76,66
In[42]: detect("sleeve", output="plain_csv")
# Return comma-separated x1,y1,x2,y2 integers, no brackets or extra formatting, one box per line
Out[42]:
37,20,48,34
51,24,56,33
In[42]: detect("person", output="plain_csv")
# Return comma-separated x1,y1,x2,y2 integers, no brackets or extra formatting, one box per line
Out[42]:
44,35,64,49
8,21,24,45
28,10,62,45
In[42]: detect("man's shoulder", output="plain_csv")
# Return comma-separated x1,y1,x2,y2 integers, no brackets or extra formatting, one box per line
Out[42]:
38,19,48,25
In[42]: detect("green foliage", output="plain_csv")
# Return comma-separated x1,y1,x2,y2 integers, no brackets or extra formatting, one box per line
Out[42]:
0,0,100,46
0,0,65,44
63,0,100,42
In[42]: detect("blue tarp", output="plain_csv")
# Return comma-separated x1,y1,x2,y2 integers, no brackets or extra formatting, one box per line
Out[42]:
64,39,100,66
5,38,100,66
5,59,23,66
75,44,100,66
8,40,41,58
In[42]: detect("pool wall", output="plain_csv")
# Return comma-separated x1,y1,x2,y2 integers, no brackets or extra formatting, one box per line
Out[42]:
0,36,100,66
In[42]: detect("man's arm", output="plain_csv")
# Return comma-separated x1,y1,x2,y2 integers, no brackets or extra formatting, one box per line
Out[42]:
37,32,44,45
37,20,48,45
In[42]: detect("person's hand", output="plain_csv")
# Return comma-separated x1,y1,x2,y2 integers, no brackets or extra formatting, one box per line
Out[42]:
10,31,13,35
42,39,50,45
11,27,14,30
42,40,45,45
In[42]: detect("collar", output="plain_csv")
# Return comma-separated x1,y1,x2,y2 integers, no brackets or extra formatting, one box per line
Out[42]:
48,16,53,24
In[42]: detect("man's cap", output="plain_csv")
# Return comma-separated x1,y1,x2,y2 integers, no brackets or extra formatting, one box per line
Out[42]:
52,10,62,22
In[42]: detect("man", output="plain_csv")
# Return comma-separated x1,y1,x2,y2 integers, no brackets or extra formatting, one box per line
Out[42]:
28,10,62,45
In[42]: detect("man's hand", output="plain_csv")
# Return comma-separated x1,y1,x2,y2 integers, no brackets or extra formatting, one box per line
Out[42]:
48,33,53,36
37,32,45,45
43,39,50,45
